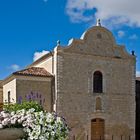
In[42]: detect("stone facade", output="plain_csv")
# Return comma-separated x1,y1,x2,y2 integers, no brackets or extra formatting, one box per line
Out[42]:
136,78,140,140
2,24,136,140
54,26,136,140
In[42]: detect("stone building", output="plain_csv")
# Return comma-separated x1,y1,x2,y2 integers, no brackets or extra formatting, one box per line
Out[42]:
136,77,140,140
2,21,136,140
2,67,53,112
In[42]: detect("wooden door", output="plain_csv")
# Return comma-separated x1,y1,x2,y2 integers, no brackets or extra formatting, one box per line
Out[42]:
91,118,104,140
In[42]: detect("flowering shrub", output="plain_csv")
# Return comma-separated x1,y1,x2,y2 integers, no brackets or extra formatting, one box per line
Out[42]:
4,101,43,112
4,91,46,112
22,109,69,140
0,109,26,129
0,108,69,140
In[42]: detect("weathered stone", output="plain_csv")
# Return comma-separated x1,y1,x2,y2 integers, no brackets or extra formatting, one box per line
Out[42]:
0,128,24,140
54,26,136,140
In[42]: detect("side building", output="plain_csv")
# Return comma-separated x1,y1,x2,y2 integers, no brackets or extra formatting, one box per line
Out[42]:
2,67,54,112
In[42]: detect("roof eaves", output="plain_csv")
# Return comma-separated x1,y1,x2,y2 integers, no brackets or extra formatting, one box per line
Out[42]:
2,74,16,85
13,67,53,78
27,51,53,68
13,73,53,78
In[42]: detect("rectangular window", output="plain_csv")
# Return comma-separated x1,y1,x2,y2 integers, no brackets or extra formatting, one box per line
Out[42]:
8,91,11,103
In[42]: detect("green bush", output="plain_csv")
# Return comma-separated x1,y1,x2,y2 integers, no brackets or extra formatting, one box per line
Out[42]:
4,101,43,112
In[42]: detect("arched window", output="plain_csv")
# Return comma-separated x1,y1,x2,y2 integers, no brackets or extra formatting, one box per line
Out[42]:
93,71,103,93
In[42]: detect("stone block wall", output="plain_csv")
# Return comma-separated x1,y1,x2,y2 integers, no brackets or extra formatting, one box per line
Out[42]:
55,25,136,140
16,77,52,112
136,79,140,140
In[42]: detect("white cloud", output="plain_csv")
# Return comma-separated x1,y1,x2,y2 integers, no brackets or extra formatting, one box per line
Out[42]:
129,34,138,40
66,0,140,27
118,30,125,38
9,64,20,71
136,71,140,77
33,50,49,61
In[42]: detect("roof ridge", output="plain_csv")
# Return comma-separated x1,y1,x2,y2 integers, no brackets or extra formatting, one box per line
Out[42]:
13,67,53,77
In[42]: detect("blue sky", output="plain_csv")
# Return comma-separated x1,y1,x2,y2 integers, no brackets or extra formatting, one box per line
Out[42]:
0,0,140,79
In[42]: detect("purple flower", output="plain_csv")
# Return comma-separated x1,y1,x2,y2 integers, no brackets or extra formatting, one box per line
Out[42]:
36,93,39,98
27,95,31,101
30,91,34,96
18,96,22,104
33,95,36,101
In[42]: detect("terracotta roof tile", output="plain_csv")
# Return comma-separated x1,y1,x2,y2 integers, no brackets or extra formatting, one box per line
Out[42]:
13,67,53,77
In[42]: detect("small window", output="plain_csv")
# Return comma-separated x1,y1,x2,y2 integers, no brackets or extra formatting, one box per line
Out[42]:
96,97,102,110
8,91,11,103
93,71,103,93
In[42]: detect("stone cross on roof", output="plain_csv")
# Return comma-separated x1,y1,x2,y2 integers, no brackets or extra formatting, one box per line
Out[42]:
96,19,101,26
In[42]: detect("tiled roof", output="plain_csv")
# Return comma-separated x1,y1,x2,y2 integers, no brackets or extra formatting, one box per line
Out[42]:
13,67,53,77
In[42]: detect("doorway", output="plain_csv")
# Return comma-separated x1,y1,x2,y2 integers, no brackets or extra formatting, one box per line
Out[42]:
91,118,105,140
